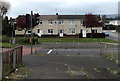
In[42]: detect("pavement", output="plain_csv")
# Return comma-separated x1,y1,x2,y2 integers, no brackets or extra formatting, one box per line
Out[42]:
103,30,120,41
22,43,119,79
22,45,40,55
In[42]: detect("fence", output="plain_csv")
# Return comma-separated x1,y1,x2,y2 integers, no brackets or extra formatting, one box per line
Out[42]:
1,47,12,52
0,46,23,79
100,42,119,64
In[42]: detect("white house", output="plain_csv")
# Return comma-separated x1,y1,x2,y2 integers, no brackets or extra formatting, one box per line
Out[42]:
15,14,103,38
109,20,120,26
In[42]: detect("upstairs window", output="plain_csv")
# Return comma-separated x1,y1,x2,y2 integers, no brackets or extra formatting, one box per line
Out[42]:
39,20,43,24
70,20,75,25
48,20,53,25
59,20,64,25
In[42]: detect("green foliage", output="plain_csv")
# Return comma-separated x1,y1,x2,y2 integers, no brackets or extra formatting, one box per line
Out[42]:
2,16,12,36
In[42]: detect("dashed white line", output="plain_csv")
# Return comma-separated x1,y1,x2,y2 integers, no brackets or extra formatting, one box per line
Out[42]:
47,50,53,54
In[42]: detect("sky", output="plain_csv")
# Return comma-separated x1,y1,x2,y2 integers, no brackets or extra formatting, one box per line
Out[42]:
4,0,120,18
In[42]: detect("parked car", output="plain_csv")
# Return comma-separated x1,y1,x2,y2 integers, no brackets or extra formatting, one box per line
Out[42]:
103,32,109,36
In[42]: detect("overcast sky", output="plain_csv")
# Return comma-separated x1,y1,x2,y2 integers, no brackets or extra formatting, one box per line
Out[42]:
5,0,119,18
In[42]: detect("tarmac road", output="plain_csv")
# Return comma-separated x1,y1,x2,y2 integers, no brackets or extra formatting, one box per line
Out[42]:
103,30,119,41
23,42,118,79
23,54,118,79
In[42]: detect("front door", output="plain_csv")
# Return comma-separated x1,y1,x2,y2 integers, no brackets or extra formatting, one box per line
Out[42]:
82,29,86,38
38,29,43,37
59,29,64,37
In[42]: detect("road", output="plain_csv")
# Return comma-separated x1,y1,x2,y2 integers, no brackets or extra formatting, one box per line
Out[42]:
23,43,118,79
103,30,119,41
23,52,118,79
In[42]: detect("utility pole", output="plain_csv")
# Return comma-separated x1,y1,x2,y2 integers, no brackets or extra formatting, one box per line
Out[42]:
10,17,15,45
0,16,2,81
30,11,33,55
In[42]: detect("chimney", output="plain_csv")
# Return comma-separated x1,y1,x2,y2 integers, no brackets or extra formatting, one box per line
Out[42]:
56,13,58,15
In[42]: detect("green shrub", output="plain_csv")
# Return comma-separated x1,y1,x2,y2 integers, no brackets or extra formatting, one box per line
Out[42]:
116,26,120,32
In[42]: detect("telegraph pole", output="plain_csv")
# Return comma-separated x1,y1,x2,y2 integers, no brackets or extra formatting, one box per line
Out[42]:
30,11,33,54
0,16,2,81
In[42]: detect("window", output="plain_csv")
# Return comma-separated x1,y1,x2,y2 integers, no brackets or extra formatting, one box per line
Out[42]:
39,20,43,24
80,20,83,25
70,20,75,25
28,30,31,33
59,20,64,25
69,29,75,34
18,28,22,31
48,20,53,25
92,30,97,33
38,29,43,34
38,29,40,33
48,29,53,34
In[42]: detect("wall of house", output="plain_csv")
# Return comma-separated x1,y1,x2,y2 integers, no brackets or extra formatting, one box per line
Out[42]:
15,29,32,35
33,19,84,35
15,19,103,38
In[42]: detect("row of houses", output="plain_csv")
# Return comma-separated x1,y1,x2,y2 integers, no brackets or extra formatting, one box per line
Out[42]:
15,14,103,38
14,13,104,38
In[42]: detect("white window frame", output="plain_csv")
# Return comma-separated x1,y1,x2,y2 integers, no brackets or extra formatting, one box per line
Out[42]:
59,20,64,25
39,20,43,25
28,30,31,33
48,29,53,34
48,20,53,25
69,29,76,34
17,28,23,31
70,20,75,25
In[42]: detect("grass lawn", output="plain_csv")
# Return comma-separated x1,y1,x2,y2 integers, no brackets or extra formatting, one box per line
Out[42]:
38,38,118,43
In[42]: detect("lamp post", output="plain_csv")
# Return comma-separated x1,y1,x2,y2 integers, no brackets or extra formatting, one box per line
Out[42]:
0,16,2,81
30,11,33,55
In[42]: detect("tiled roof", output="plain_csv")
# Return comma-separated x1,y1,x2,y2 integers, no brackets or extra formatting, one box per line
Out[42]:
38,15,84,20
38,15,58,20
58,15,84,19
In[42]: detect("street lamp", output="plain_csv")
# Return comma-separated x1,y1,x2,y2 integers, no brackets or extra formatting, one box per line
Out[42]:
30,11,33,55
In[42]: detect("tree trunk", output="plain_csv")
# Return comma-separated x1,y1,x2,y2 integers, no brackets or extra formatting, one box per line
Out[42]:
24,30,27,37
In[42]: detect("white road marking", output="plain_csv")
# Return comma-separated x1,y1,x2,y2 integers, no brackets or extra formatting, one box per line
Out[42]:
47,50,53,54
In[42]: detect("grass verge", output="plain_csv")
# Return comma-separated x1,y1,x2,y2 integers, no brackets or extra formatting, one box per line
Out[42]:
38,38,118,43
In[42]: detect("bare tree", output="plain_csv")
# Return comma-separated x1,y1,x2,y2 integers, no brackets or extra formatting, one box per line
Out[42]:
0,0,10,18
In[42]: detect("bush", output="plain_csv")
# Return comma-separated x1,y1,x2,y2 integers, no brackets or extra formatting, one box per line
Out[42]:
16,37,38,45
116,26,120,32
